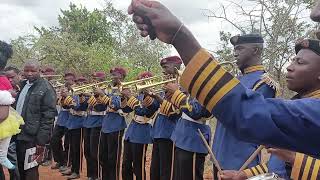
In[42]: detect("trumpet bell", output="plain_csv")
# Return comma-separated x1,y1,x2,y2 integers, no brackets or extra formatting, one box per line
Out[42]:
135,78,177,93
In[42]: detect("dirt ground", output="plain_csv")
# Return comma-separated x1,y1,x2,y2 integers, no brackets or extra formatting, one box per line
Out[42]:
3,147,214,180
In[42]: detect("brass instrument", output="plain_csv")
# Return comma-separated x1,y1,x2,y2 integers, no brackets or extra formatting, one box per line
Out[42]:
119,75,163,88
219,60,237,74
71,80,112,94
135,78,177,93
41,74,63,78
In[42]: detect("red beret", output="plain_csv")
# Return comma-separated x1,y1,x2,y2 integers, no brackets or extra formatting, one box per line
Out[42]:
44,67,55,73
160,56,182,66
76,76,87,82
110,67,127,76
92,71,106,79
137,71,153,80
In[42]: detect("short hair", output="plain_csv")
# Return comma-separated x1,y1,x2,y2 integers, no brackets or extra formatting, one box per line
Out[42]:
0,41,13,70
4,66,20,74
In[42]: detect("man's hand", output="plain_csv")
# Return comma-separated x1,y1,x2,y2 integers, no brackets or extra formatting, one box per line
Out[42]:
33,145,45,163
128,0,182,44
219,170,247,180
128,0,201,65
267,148,296,164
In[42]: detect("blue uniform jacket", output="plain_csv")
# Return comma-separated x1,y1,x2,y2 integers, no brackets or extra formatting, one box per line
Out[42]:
170,92,212,154
213,69,286,172
123,94,160,144
83,102,106,128
152,93,180,139
67,95,88,130
180,49,320,157
56,98,71,127
101,92,127,133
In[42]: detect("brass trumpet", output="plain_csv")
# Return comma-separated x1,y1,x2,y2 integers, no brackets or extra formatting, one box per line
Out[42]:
71,80,112,94
135,78,177,93
41,74,63,78
219,60,237,72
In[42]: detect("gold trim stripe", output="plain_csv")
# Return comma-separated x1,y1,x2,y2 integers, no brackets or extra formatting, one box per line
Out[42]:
191,60,219,97
180,49,211,94
302,156,313,180
291,153,304,180
244,65,265,74
311,159,320,180
207,78,239,111
197,68,225,104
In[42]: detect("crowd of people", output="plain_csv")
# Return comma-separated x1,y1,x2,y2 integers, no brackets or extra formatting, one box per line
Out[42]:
0,0,320,180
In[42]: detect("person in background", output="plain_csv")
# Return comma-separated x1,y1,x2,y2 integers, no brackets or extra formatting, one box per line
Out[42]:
121,71,160,180
4,66,22,180
83,72,107,180
0,40,17,180
97,67,128,180
15,59,57,180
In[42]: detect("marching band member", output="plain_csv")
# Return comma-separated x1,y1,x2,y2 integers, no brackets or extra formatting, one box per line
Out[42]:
121,71,160,180
51,72,76,172
97,67,127,180
213,34,287,179
84,71,107,180
165,82,212,180
62,75,89,179
128,0,320,156
149,56,182,180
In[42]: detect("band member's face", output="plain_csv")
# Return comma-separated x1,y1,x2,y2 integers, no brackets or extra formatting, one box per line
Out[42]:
233,44,256,70
23,65,40,82
5,70,21,87
286,49,320,93
310,0,320,22
93,77,105,82
64,75,75,87
111,72,123,85
161,63,178,75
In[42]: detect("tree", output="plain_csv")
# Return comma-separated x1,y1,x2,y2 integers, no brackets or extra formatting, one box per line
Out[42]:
203,0,315,97
9,2,170,80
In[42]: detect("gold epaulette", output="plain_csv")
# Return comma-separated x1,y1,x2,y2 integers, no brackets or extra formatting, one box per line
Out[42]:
253,73,281,97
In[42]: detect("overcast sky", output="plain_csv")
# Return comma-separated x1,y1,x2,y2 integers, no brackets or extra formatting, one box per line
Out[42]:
0,0,311,55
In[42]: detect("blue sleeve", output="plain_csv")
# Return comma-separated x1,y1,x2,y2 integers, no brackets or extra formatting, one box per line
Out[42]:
182,99,211,120
109,95,121,111
135,98,160,118
72,95,88,111
255,84,276,98
212,84,320,157
267,155,289,179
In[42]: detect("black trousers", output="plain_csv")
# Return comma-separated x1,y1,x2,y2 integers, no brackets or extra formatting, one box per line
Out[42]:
16,140,39,180
84,127,101,179
51,125,68,166
150,138,175,180
69,128,82,174
100,130,124,180
122,140,148,180
0,140,20,180
173,147,206,180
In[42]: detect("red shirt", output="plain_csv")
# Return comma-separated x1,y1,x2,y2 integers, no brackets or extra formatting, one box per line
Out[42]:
0,76,13,91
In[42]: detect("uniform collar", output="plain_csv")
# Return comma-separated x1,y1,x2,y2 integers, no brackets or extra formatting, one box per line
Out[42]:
243,65,265,74
302,89,320,99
